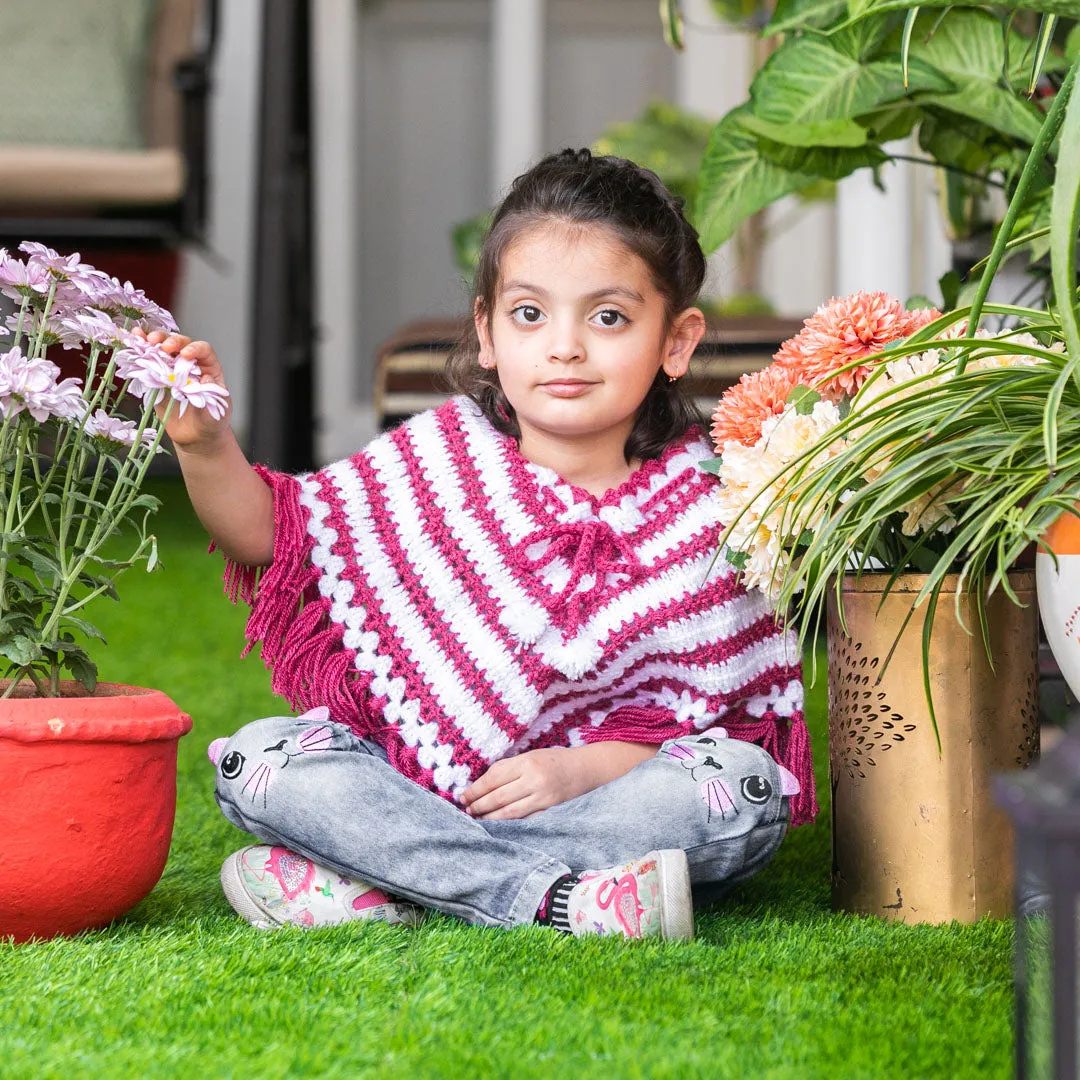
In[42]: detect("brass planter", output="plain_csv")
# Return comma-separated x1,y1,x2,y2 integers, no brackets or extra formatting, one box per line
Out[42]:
827,572,1039,924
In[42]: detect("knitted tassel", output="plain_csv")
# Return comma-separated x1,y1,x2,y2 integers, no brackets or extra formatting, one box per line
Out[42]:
580,705,682,745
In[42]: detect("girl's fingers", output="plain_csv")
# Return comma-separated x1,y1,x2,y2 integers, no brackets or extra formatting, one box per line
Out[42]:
180,342,220,372
466,777,527,818
478,796,536,821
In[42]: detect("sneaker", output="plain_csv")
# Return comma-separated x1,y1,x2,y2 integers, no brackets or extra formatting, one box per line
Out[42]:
565,849,694,940
220,845,425,930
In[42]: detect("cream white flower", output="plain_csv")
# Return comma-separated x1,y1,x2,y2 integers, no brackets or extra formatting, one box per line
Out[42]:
716,400,845,598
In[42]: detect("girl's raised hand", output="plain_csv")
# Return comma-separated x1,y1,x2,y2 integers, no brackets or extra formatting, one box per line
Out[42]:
143,330,232,452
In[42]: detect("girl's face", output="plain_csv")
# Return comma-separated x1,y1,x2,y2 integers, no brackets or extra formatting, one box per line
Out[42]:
475,222,704,453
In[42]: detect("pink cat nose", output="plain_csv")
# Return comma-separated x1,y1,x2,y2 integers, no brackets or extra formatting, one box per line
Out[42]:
208,738,228,765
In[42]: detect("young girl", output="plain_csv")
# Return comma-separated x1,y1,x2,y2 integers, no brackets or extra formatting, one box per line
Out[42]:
161,148,817,940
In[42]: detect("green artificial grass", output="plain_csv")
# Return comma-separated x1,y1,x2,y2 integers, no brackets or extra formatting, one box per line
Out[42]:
0,479,1015,1079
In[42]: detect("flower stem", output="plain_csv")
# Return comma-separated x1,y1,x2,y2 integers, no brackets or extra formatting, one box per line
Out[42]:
37,400,172,648
0,434,26,608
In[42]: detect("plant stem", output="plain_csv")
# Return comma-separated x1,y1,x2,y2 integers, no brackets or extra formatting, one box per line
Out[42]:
72,453,107,551
37,401,171,648
27,283,57,360
889,154,1007,190
0,434,26,608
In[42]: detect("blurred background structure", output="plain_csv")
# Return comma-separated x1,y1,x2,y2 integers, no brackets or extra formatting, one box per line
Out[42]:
177,0,962,467
0,0,961,466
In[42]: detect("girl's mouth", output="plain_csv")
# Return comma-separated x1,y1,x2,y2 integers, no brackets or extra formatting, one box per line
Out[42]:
541,380,596,398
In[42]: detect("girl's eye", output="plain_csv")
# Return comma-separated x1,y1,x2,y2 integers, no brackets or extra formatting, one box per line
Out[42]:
595,309,626,328
512,305,544,325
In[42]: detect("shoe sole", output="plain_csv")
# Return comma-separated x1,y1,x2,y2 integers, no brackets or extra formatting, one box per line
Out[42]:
654,849,695,940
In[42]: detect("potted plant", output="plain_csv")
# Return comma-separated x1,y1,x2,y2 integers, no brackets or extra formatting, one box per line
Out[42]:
0,242,228,942
683,0,1076,294
703,33,1080,923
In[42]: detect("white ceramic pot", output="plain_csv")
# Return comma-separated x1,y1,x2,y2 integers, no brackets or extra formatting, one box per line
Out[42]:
1037,549,1080,701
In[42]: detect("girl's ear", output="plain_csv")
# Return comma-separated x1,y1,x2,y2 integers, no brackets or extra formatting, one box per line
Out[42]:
475,299,497,370
662,307,707,380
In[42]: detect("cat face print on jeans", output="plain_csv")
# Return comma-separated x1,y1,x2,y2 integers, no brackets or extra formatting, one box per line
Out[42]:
208,707,347,810
660,728,800,824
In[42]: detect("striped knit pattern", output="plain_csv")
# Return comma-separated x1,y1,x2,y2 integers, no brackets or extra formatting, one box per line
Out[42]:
223,396,818,825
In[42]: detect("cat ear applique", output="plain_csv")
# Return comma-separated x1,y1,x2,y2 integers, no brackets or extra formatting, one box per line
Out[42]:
777,764,800,796
298,706,331,724
207,737,228,765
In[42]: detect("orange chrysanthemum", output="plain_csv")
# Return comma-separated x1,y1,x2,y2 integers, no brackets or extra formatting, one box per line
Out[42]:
710,363,801,451
774,291,941,398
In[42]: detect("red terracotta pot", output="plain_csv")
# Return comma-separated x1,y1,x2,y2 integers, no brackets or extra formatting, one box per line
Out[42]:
0,682,192,943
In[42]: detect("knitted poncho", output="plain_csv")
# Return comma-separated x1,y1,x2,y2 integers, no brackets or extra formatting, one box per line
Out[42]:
224,396,818,825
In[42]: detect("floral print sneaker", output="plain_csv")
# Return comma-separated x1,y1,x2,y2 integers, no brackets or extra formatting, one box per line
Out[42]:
220,845,425,930
566,849,694,940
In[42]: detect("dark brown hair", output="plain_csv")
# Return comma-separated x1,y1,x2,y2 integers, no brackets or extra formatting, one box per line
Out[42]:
443,148,708,462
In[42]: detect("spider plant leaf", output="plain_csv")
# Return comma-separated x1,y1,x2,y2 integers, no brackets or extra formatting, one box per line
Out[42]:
921,583,942,754
1029,14,1060,96
901,7,919,90
660,0,684,51
964,57,1077,354
1050,56,1080,386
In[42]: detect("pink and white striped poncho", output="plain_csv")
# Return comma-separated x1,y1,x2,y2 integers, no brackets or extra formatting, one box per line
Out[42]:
223,395,818,826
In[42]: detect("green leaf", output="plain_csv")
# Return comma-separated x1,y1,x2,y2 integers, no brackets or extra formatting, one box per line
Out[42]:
146,535,159,573
1051,57,1080,394
695,108,817,251
900,6,919,89
757,137,888,180
725,548,750,570
0,636,41,666
905,295,935,311
918,89,1045,147
938,269,962,311
660,0,684,51
844,1,1080,22
60,615,106,643
699,457,724,475
125,493,162,513
749,35,954,128
787,385,823,414
898,10,1050,141
1029,15,1060,96
860,102,921,142
1068,22,1080,64
15,547,62,580
64,650,98,695
917,109,1008,176
739,114,869,148
764,0,848,33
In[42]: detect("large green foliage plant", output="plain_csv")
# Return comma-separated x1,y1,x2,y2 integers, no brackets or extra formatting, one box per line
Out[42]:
680,0,1078,276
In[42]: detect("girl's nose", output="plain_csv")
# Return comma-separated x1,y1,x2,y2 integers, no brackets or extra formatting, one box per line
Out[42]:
547,317,585,363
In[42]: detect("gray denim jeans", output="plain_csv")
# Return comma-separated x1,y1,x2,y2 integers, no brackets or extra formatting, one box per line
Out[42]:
211,714,791,928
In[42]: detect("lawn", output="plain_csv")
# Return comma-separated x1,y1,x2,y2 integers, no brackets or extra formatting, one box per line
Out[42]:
1,479,1014,1079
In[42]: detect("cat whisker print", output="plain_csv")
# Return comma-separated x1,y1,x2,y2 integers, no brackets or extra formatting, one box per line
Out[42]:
242,762,273,808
